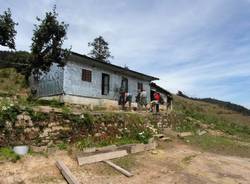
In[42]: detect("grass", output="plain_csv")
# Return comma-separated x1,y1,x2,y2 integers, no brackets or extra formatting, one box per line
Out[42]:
56,142,68,150
0,68,27,95
113,154,137,171
173,95,250,142
185,135,250,158
75,136,141,150
0,147,20,162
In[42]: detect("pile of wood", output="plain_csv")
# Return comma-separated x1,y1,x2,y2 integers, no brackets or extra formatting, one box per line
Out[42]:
56,141,157,183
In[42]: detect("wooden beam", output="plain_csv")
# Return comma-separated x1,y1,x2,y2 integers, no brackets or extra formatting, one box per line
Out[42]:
77,150,128,166
56,161,80,184
103,160,133,177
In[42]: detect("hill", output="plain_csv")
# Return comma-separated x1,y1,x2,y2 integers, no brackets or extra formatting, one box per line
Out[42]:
177,91,250,116
173,94,250,157
0,68,28,97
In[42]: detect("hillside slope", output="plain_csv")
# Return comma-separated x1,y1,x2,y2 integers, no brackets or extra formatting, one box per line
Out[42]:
173,95,250,157
177,91,250,116
0,68,28,97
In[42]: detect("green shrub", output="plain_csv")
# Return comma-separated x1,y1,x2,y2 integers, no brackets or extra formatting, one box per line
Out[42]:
57,142,68,150
0,147,20,162
0,101,21,125
76,137,95,150
33,99,64,108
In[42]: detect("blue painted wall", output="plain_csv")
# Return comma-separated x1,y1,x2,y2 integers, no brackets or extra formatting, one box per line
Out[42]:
31,59,152,103
30,63,64,97
63,60,151,102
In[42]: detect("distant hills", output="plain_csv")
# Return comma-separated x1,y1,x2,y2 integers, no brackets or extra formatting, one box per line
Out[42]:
177,91,250,116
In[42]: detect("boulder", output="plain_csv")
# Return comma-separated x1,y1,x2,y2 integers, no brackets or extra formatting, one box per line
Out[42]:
177,132,193,138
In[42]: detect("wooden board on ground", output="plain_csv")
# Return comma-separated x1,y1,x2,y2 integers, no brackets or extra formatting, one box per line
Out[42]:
118,142,157,154
77,150,128,166
96,145,117,152
103,160,133,177
56,161,80,184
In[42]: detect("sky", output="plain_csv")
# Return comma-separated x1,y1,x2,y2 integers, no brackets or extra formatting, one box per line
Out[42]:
0,0,250,108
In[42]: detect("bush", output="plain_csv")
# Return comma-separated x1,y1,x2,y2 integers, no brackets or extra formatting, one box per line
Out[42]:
57,142,68,150
0,101,21,127
0,147,20,162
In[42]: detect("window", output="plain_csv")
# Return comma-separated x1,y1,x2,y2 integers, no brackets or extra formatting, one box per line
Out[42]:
102,73,110,95
121,77,128,92
82,69,92,82
138,82,143,91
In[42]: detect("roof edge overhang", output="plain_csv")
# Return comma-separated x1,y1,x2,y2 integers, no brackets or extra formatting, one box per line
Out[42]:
68,51,159,81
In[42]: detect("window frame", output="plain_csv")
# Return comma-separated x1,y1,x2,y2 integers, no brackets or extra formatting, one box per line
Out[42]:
121,77,128,92
82,69,92,82
138,82,143,91
102,73,110,95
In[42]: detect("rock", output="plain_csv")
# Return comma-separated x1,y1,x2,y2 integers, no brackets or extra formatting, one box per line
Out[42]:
30,145,47,152
154,134,165,139
151,150,158,154
197,130,207,136
5,121,12,130
199,123,209,129
148,137,155,143
94,133,101,137
163,128,178,137
160,137,172,141
23,114,31,121
177,132,193,138
144,142,157,151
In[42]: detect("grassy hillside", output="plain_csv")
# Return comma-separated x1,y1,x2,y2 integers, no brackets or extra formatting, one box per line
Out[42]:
0,68,28,97
173,95,250,157
177,91,250,116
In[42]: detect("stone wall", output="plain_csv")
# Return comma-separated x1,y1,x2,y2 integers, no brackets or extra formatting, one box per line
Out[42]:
0,111,172,147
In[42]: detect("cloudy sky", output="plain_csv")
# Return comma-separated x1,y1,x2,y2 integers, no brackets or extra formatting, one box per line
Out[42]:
1,0,250,108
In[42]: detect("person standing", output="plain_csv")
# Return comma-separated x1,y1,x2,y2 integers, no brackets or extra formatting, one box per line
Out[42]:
140,89,147,109
153,91,161,113
118,86,126,110
125,91,132,110
136,90,141,110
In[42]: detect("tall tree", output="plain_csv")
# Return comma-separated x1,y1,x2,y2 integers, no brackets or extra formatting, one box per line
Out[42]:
30,6,70,78
0,8,18,49
88,36,113,63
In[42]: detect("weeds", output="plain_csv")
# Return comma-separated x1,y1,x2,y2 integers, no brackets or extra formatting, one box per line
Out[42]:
57,142,68,150
0,147,20,162
186,135,250,158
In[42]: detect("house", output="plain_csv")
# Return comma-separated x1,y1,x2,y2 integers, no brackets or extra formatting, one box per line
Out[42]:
30,52,159,108
150,82,173,110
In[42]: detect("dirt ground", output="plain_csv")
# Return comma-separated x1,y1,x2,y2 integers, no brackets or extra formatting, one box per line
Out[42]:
0,141,250,184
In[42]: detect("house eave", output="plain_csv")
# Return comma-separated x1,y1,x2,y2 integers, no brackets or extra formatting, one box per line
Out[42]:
68,51,159,81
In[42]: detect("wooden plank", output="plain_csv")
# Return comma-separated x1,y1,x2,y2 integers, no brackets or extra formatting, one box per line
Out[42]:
55,161,80,184
77,150,128,165
130,144,145,153
103,160,133,177
96,145,117,152
144,142,157,151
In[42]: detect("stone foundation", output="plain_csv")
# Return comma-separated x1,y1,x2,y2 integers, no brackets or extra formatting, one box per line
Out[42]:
0,111,173,147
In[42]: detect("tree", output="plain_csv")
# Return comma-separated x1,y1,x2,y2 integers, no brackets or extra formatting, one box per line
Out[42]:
30,6,70,77
88,36,113,63
0,8,18,49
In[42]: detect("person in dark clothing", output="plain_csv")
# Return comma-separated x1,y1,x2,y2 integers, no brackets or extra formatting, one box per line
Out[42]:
118,87,126,109
125,91,132,110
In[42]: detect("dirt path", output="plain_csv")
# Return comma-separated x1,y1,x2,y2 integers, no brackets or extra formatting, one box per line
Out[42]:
0,142,250,184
